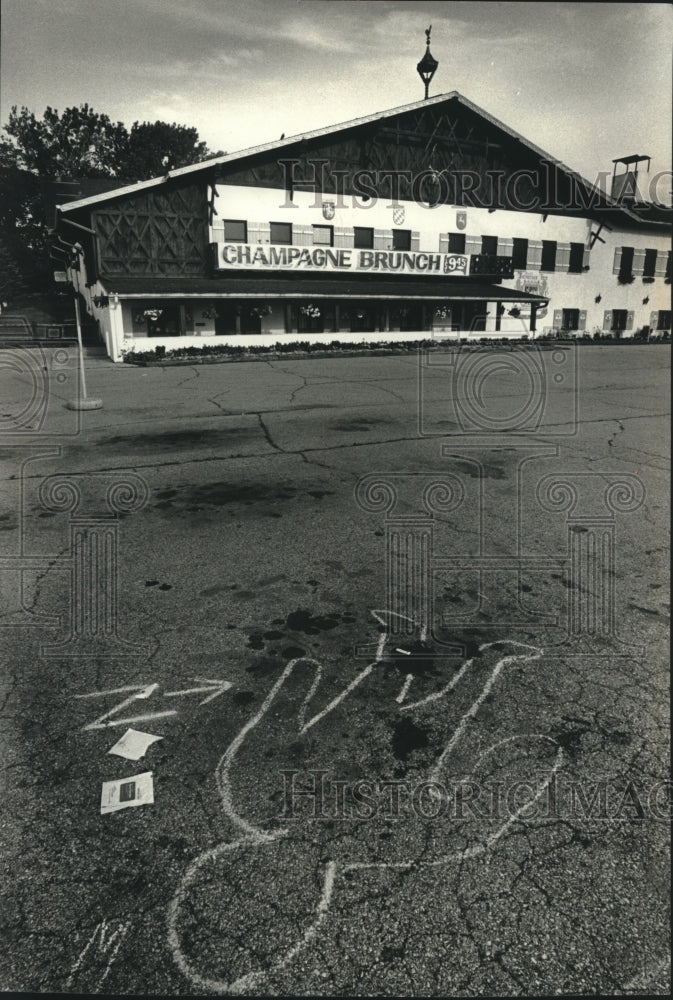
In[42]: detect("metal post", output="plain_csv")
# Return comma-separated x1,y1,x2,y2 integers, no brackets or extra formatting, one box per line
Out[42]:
73,292,88,398
66,249,103,410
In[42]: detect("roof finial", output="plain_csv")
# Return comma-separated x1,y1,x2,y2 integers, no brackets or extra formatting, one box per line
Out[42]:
417,25,438,100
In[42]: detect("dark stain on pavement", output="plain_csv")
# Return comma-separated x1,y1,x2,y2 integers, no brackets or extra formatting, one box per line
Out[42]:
97,427,256,449
283,645,307,659
285,609,343,633
233,690,256,706
391,717,430,760
552,719,592,757
152,482,335,516
330,417,388,432
444,457,507,479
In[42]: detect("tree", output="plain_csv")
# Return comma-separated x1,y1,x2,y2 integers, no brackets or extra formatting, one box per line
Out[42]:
1,103,221,295
123,120,221,181
4,103,129,178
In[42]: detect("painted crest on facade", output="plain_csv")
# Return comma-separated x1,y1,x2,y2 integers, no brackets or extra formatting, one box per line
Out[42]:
393,205,405,226
322,201,335,221
456,211,467,230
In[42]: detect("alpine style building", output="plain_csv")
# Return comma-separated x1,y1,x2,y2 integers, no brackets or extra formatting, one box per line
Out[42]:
55,88,671,362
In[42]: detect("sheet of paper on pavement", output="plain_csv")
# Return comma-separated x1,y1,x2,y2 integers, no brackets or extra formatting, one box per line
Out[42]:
108,728,163,761
101,771,154,814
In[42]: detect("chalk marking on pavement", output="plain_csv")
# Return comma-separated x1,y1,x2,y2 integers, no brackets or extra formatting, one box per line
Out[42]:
300,610,390,734
65,918,131,990
297,660,323,730
76,678,233,728
300,660,377,735
396,673,415,704
347,736,563,871
78,683,166,731
428,641,543,787
400,656,473,712
165,678,232,705
168,617,560,995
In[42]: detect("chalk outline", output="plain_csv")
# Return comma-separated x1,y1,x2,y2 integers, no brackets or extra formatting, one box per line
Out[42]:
167,611,563,994
65,918,131,991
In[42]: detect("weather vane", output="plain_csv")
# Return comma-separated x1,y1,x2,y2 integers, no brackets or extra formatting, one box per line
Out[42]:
417,25,438,100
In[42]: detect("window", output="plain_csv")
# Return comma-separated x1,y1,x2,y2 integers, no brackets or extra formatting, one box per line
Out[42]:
448,232,466,253
143,304,182,337
541,240,557,272
666,251,672,280
611,309,628,332
568,242,585,274
511,238,528,269
655,310,671,330
270,222,292,244
312,225,333,246
643,248,657,278
353,227,374,249
481,235,498,256
562,309,580,331
392,229,411,251
223,219,247,242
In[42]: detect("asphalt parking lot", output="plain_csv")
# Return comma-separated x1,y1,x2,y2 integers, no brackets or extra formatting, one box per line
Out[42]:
0,343,670,996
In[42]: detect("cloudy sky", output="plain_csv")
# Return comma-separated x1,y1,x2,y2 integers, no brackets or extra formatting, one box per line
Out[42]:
1,0,671,194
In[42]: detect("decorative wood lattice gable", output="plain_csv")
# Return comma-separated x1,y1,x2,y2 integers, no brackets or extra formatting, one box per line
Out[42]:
93,183,208,276
218,100,593,215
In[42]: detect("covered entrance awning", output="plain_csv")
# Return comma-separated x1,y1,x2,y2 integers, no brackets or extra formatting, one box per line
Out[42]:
102,275,549,304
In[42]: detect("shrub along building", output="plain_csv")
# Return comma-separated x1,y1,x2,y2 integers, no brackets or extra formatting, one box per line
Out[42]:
55,41,671,362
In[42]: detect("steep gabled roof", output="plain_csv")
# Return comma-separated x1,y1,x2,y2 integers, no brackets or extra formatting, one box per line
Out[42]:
56,90,665,227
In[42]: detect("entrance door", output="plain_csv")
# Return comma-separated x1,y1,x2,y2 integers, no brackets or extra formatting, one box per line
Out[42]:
214,303,238,335
400,303,423,331
240,307,261,334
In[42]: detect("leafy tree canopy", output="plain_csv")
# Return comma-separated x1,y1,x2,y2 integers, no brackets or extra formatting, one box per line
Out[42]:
1,103,222,293
3,102,220,180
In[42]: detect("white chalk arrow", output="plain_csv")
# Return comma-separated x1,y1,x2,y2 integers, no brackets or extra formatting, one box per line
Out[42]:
77,683,177,731
164,678,232,706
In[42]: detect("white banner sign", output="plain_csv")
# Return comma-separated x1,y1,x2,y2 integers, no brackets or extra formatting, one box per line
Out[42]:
216,243,471,277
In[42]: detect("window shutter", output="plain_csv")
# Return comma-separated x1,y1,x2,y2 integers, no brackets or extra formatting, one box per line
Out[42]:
654,251,668,277
334,227,353,249
578,310,587,331
527,240,543,269
292,224,311,246
258,223,271,245
374,229,389,250
248,223,262,244
626,311,634,330
556,243,571,272
650,310,659,329
497,237,513,256
603,310,612,330
465,234,481,255
411,231,420,251
439,234,449,253
552,309,563,330
632,249,646,276
612,248,622,274
582,246,591,269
